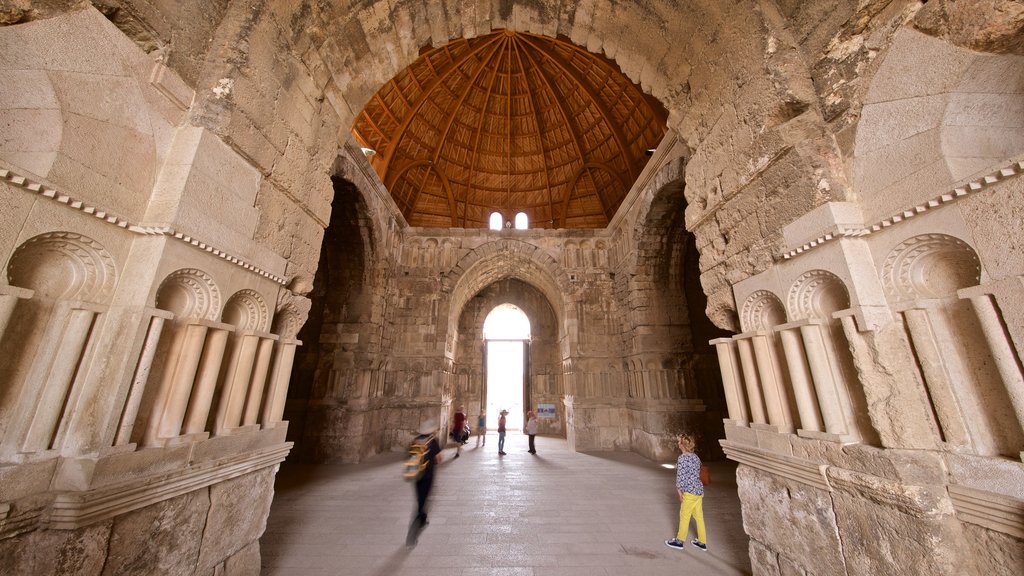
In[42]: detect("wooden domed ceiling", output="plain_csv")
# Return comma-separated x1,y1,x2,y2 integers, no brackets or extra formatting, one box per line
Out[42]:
351,30,668,230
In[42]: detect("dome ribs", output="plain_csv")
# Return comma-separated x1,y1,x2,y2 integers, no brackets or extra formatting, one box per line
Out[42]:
356,30,666,229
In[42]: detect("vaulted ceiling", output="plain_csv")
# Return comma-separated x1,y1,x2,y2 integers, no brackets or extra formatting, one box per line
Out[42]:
351,30,668,230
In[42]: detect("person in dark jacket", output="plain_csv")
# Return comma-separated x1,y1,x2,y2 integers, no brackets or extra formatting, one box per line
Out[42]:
407,419,442,546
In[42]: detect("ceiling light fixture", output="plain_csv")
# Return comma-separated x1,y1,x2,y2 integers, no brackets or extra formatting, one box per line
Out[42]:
360,147,376,157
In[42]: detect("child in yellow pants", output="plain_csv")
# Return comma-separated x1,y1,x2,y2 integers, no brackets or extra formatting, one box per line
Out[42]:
665,433,707,551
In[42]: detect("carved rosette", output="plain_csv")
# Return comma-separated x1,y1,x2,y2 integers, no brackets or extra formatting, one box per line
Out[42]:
223,289,269,331
740,290,786,332
787,270,851,321
272,296,311,339
155,268,221,321
7,231,116,303
881,234,981,301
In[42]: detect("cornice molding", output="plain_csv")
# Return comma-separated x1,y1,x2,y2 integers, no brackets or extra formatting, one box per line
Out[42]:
948,483,1024,540
0,442,291,538
0,167,287,286
720,440,831,491
782,159,1024,260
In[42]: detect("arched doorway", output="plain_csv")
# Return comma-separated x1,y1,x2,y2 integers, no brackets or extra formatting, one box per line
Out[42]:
483,303,531,430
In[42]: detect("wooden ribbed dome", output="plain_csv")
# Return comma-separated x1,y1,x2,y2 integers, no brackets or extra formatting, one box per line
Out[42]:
351,30,668,229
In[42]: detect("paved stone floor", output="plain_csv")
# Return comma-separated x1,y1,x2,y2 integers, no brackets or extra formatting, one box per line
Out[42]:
261,433,752,576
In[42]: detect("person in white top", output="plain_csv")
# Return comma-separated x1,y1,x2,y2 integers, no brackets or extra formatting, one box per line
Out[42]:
525,410,539,454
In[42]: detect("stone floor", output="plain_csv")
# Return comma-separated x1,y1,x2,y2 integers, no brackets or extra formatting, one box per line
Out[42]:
261,432,752,576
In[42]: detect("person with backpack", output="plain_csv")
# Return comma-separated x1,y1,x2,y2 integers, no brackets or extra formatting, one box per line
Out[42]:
406,419,442,546
665,433,708,552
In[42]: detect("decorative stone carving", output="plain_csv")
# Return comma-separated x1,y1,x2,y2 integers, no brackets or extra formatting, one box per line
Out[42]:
787,270,851,321
155,268,221,321
740,290,787,332
881,234,981,301
7,232,116,303
222,289,269,332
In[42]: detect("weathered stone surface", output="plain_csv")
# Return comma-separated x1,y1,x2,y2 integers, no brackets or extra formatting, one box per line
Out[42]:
913,0,1024,55
196,467,277,573
0,523,110,575
829,472,962,576
222,540,261,576
736,465,845,575
961,522,1024,576
102,488,209,576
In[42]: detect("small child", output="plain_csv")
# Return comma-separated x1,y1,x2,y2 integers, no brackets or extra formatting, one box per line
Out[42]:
665,433,707,551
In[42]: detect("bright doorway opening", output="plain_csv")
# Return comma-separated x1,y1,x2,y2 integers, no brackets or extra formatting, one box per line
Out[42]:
483,304,530,430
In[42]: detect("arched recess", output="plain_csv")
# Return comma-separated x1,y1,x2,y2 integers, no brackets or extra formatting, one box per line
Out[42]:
787,270,851,321
881,234,1021,456
452,278,562,437
445,239,570,353
7,231,117,304
221,289,270,332
1,232,118,455
627,155,731,421
286,173,381,457
740,290,787,333
854,27,1024,223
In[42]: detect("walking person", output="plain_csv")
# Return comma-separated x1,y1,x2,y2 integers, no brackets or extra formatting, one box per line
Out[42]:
452,405,467,458
475,408,487,447
526,410,538,454
665,433,708,551
407,420,442,547
497,409,508,455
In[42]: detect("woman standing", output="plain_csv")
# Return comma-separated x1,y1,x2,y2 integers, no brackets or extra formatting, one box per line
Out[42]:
665,433,707,551
525,410,538,454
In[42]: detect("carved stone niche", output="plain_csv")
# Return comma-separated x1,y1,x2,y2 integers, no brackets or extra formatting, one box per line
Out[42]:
787,270,850,322
741,290,787,332
7,231,116,304
222,289,269,332
881,233,981,303
155,268,222,321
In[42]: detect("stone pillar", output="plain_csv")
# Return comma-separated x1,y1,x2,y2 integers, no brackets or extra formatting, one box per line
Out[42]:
750,331,795,432
735,335,768,425
182,322,233,435
799,321,856,442
11,301,104,455
960,288,1024,455
215,330,277,434
144,320,212,446
114,309,174,446
776,322,824,434
899,303,970,446
242,335,277,426
711,337,749,425
261,338,301,426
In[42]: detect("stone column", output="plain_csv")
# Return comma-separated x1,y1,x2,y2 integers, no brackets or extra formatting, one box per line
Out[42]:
181,321,233,435
144,320,210,446
960,288,1024,448
711,337,749,425
799,321,854,441
242,334,278,426
899,303,970,446
735,335,768,425
776,322,824,434
750,331,795,432
13,301,104,455
261,338,301,426
215,330,276,434
114,309,173,446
